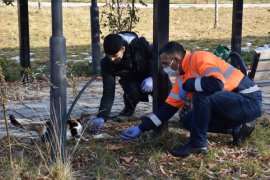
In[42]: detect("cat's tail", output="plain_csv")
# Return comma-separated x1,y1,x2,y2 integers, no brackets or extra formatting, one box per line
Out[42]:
9,115,24,129
9,115,47,137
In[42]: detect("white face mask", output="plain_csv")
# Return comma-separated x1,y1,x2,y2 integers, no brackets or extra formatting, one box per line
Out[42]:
163,59,179,76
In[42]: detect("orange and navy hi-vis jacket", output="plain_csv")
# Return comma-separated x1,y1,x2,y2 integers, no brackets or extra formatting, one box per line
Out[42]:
165,50,244,108
138,50,261,132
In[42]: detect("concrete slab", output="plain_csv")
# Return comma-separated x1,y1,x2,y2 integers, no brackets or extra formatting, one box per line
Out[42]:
1,78,270,139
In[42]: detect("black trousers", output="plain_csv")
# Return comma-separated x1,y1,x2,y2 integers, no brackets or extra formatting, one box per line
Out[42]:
119,77,147,111
119,72,172,111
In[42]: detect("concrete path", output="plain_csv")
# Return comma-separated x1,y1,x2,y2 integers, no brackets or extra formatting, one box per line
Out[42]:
0,79,154,139
0,78,269,139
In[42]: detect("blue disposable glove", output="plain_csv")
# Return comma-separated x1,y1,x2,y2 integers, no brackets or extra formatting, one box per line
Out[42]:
120,126,141,140
179,89,188,100
88,117,105,132
140,77,153,93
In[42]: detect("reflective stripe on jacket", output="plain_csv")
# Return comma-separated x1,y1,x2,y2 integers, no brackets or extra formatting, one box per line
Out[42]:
166,51,244,108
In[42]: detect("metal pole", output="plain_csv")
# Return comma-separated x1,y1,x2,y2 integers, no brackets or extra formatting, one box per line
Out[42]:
231,0,243,67
50,0,67,162
91,0,101,74
153,0,170,135
17,0,30,81
153,0,169,110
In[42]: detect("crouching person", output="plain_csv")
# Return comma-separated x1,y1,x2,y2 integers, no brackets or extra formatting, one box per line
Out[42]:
88,32,170,132
120,41,262,157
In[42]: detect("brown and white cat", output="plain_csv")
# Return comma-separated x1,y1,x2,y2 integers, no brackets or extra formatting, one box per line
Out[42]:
9,115,86,141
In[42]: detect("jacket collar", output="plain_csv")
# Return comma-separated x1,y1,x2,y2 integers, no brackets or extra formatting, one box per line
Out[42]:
181,50,191,74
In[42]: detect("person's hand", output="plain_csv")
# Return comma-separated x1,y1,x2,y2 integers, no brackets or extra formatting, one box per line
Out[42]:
88,118,105,132
141,77,153,93
179,89,188,100
120,126,141,140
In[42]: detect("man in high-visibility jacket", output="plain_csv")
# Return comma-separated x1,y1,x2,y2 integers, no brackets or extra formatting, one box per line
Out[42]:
120,41,262,157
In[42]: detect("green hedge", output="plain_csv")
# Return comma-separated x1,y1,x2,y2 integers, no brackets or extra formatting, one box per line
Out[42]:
0,59,93,82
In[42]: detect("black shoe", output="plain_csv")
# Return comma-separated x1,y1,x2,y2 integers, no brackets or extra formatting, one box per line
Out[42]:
170,143,209,157
117,108,135,122
118,108,135,116
233,120,256,145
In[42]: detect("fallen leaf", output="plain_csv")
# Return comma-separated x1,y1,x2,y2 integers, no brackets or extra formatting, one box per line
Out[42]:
105,144,124,150
240,174,248,178
208,162,217,169
236,154,244,160
145,168,153,175
221,149,227,156
120,156,134,163
160,165,167,175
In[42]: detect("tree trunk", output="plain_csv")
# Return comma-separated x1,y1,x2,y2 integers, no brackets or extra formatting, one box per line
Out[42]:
38,0,41,9
214,0,219,28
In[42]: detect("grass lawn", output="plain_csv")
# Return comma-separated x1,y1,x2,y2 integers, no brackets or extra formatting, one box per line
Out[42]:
0,4,270,179
0,6,270,65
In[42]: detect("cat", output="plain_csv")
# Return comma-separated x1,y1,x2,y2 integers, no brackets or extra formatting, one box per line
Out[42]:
9,115,87,141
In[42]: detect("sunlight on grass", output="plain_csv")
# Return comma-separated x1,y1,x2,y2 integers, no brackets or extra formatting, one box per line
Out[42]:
48,159,76,180
1,6,269,64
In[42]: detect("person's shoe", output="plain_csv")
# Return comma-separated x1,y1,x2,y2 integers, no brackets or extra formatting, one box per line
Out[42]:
117,108,135,122
170,143,209,157
232,120,256,145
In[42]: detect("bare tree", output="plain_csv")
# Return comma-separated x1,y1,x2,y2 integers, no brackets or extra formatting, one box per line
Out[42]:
214,0,219,28
101,0,145,33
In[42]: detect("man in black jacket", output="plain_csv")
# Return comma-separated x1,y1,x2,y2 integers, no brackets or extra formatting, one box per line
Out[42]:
88,32,169,131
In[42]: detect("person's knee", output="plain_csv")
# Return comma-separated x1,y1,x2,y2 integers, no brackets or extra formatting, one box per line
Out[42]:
192,92,210,105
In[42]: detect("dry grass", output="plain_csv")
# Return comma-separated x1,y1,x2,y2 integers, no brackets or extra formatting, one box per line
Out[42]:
0,6,269,63
0,113,269,179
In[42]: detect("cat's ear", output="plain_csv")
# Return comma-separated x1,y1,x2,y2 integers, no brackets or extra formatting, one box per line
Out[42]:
76,118,82,124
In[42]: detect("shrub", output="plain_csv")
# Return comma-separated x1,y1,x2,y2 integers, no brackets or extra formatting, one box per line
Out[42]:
100,0,146,34
241,51,253,64
67,61,93,77
0,59,21,82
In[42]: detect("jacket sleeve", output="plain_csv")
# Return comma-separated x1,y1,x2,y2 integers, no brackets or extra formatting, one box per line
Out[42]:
97,60,116,120
183,76,224,93
183,52,225,93
139,102,179,132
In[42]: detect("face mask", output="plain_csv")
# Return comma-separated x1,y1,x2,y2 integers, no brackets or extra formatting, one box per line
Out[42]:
163,59,179,76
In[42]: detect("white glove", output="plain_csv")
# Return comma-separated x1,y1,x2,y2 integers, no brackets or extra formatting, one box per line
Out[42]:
140,77,153,93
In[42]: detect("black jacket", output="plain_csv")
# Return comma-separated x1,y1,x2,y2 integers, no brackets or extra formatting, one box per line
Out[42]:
97,35,153,119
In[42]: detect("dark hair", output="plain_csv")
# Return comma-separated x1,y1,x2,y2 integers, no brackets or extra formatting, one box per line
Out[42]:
159,41,185,58
103,34,124,55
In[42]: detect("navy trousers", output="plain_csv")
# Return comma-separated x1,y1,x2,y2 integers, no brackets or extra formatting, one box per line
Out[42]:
182,91,262,147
